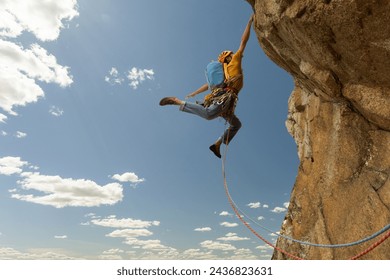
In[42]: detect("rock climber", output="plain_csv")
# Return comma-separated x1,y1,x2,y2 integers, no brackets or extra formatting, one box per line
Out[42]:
159,14,254,158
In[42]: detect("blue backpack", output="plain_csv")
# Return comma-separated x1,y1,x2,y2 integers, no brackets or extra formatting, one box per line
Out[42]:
205,61,225,90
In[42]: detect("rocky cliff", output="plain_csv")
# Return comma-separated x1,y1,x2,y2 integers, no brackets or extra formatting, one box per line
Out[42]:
247,0,390,259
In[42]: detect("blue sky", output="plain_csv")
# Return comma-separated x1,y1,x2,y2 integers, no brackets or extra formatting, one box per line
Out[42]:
0,0,297,260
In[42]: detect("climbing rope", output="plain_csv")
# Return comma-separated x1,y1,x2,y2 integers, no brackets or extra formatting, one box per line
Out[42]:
221,123,390,259
350,229,390,260
221,141,303,260
228,189,390,248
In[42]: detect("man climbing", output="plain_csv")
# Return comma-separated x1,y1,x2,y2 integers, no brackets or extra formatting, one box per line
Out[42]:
160,14,254,158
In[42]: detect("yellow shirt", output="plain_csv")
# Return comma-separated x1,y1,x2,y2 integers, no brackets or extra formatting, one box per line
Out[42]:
203,50,244,105
224,49,243,93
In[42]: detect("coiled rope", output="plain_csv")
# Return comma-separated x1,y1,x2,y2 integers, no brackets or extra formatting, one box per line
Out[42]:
221,125,390,259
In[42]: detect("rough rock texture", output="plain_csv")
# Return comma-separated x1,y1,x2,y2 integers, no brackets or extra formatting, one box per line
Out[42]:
247,0,390,259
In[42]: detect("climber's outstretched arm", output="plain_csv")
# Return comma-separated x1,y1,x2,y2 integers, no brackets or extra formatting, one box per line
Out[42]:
185,83,209,99
238,14,254,54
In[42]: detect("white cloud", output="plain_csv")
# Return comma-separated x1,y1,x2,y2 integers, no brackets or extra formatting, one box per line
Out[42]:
247,202,261,209
92,215,171,253
105,67,124,85
0,156,28,175
217,233,250,242
283,202,290,208
12,172,123,208
111,172,145,185
0,114,7,123
257,216,265,220
15,131,27,138
256,244,273,251
100,248,124,259
219,211,232,216
49,106,64,117
126,247,180,260
231,248,258,260
0,0,79,41
109,67,118,76
0,9,24,38
220,222,239,228
200,240,236,251
182,249,217,260
0,1,76,117
28,165,39,171
84,213,97,218
99,254,123,260
2,157,132,208
0,41,73,116
271,206,287,213
102,248,124,255
194,227,212,232
1,41,72,87
256,244,273,256
127,67,154,90
91,216,159,229
54,235,67,239
124,239,173,252
0,65,43,116
105,66,155,90
1,130,7,136
263,204,269,208
0,247,77,260
107,229,153,239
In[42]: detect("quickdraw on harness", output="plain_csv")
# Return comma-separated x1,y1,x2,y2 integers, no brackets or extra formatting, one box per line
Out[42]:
204,75,242,119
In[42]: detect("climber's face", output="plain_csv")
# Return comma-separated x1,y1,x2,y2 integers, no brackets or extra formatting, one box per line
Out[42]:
218,50,233,63
225,53,233,64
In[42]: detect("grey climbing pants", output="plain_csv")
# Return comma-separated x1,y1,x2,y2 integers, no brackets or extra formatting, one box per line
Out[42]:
180,101,241,144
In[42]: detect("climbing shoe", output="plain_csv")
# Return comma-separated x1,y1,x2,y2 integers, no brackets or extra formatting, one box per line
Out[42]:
209,143,221,158
159,97,181,106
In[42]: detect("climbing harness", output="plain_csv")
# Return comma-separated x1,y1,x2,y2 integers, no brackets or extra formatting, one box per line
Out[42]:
221,123,390,260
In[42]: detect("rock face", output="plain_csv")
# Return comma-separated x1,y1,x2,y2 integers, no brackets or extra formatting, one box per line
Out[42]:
247,0,390,259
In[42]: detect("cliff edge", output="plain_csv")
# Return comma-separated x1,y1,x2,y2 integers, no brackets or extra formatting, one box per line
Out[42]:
247,0,390,259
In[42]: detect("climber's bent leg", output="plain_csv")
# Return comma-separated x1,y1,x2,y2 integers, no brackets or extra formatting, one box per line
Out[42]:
221,114,241,145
